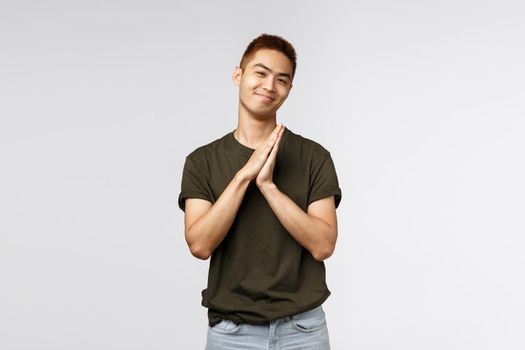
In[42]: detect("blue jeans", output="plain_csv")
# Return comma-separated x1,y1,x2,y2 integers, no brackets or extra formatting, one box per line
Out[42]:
205,304,330,350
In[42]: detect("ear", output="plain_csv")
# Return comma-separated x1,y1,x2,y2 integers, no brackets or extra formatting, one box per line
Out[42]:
232,66,242,86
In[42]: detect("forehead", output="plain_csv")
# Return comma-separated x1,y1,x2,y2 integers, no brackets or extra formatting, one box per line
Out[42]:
246,49,293,75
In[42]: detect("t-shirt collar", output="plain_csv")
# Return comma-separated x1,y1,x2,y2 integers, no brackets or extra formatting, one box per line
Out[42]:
227,127,289,157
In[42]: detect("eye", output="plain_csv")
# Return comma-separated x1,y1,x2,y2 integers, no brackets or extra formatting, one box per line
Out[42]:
278,79,287,84
256,71,265,76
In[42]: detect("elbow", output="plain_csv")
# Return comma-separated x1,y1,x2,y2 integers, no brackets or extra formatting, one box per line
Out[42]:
311,223,337,262
312,251,332,262
186,228,211,260
312,242,335,262
189,243,211,260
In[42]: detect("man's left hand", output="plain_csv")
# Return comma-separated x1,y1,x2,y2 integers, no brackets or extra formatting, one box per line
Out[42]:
255,125,285,188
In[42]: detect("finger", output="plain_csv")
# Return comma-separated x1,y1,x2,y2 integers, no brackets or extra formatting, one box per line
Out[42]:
263,124,283,153
271,124,284,143
270,126,284,149
270,123,283,140
267,127,284,160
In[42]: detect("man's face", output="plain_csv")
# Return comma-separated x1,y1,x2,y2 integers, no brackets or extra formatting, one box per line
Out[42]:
233,49,294,118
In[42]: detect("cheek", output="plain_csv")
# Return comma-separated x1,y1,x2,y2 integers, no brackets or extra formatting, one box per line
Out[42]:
277,88,289,98
244,76,262,87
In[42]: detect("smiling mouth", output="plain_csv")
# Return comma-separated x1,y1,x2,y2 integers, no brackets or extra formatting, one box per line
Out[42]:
255,93,275,102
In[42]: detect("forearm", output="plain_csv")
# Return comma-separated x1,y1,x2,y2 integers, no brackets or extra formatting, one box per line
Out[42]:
187,171,251,259
258,183,335,261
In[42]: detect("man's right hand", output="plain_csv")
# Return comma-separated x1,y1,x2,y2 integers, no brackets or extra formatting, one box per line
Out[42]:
238,123,284,182
184,123,285,259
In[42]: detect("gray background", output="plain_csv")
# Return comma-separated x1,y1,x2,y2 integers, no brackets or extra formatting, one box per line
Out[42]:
1,0,524,349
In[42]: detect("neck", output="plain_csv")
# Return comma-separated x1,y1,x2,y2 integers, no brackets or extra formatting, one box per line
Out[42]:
234,102,278,149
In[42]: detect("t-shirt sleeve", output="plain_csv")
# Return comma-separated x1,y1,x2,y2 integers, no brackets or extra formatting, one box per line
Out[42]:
307,152,342,209
178,156,214,212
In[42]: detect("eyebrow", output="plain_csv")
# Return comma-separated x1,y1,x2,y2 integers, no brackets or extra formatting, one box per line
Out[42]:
252,63,292,80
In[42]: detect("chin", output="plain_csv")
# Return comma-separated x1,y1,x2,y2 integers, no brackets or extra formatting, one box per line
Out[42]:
249,109,275,119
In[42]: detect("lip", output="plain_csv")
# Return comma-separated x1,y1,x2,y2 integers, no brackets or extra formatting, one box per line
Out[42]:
255,93,275,102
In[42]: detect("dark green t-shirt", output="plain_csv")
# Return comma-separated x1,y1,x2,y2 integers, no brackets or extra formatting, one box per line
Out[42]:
178,127,342,327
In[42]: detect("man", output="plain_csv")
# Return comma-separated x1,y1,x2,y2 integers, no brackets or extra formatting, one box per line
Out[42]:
178,33,342,349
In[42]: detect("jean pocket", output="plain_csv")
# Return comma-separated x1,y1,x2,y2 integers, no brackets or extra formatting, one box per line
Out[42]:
291,306,327,333
209,319,243,335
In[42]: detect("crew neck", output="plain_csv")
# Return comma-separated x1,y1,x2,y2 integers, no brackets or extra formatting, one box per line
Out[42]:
227,127,289,157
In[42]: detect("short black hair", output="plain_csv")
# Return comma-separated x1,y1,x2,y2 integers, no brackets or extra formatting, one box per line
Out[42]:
239,33,297,81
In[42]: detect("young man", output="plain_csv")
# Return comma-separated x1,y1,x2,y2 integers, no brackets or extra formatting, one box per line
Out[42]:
178,33,342,349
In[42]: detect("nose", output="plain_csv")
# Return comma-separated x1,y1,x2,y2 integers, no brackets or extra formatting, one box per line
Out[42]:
262,77,276,93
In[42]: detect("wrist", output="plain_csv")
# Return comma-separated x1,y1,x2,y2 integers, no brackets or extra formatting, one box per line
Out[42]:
257,181,277,193
235,169,252,185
